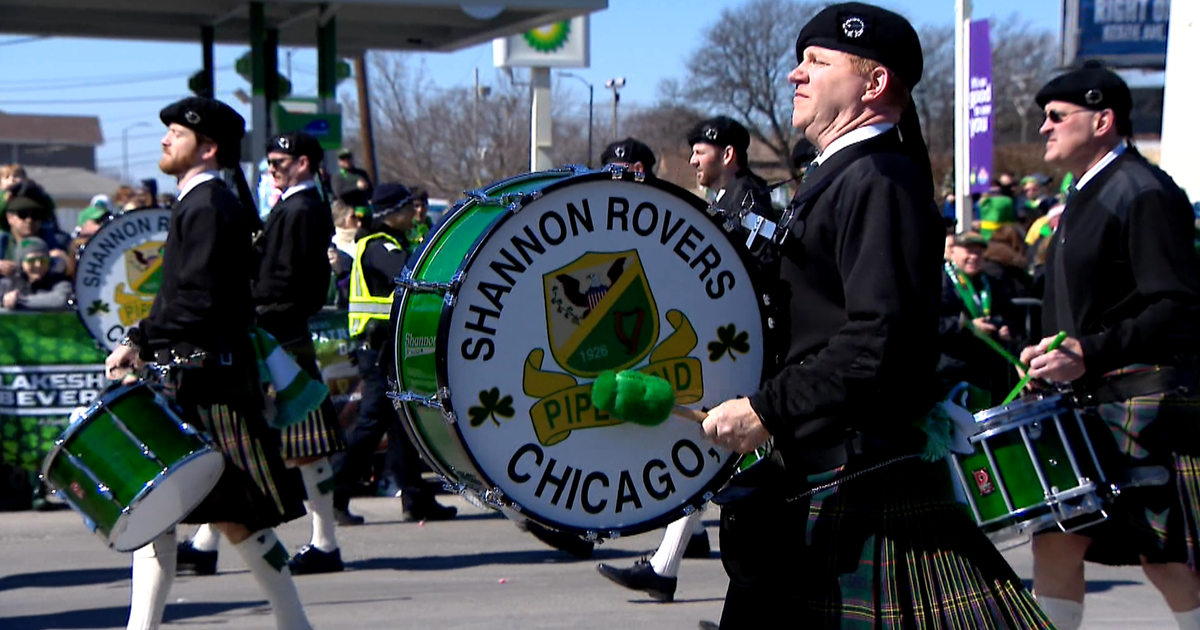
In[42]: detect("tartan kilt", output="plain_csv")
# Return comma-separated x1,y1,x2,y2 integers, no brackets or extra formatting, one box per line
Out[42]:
167,361,307,532
279,338,347,461
1072,365,1200,569
718,456,1052,629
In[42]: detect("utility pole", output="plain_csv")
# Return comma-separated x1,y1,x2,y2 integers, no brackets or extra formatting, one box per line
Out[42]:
560,72,594,167
353,52,377,185
605,77,625,141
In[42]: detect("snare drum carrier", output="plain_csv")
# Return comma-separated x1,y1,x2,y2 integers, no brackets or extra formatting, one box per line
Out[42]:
392,167,769,540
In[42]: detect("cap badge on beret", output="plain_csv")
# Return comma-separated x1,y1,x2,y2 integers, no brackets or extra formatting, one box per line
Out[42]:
704,127,718,141
842,17,865,39
278,137,291,150
1085,89,1102,106
184,110,201,125
615,146,626,159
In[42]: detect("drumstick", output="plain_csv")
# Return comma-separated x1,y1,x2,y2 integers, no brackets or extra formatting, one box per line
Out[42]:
967,322,1026,371
1002,330,1068,405
590,370,707,426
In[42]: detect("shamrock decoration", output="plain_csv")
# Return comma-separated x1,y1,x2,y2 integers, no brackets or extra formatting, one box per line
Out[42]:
468,387,515,427
86,300,110,316
708,324,750,362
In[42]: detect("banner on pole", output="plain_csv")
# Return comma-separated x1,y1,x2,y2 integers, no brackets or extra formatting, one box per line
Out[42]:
968,19,994,195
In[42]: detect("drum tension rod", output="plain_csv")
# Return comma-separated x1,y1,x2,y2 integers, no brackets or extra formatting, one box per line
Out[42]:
395,270,466,295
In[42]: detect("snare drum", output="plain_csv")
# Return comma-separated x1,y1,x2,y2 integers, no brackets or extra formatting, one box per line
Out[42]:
949,393,1114,544
392,167,768,540
73,209,172,351
41,382,224,551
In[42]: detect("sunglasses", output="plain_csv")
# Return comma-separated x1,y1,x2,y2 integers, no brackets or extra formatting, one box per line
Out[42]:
22,255,49,264
6,209,41,220
267,157,293,169
1044,108,1093,124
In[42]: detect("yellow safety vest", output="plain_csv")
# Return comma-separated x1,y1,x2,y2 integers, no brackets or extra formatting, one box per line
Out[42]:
348,232,400,338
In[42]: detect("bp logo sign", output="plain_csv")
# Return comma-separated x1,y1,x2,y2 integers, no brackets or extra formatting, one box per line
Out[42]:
523,21,571,53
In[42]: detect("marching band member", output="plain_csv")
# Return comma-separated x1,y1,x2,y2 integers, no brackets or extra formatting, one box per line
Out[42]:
1021,62,1200,630
105,96,311,630
332,182,457,524
698,4,1050,626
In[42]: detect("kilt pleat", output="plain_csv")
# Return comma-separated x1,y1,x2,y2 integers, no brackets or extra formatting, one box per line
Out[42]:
280,397,347,460
786,458,1053,628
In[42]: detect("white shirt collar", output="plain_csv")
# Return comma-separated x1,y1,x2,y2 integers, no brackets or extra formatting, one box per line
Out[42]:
813,123,894,167
177,171,220,201
1075,141,1127,191
281,179,317,201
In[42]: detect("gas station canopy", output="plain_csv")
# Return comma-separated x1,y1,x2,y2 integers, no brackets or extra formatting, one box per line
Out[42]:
0,0,607,53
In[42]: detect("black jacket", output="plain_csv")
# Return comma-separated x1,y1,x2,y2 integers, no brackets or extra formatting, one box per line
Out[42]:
132,178,255,358
936,268,1019,402
1043,147,1200,380
253,185,335,345
747,128,944,452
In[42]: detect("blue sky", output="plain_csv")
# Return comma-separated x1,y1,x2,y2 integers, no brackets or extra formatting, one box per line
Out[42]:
0,0,1060,190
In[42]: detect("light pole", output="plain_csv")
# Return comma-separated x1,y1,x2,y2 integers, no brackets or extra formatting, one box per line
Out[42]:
560,72,594,168
122,121,152,183
604,77,625,141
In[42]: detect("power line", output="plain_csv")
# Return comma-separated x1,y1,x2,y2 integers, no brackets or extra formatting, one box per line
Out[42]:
0,66,237,93
0,91,236,105
0,36,49,48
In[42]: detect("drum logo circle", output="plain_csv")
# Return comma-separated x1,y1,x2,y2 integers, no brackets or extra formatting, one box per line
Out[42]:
442,179,764,530
73,211,171,350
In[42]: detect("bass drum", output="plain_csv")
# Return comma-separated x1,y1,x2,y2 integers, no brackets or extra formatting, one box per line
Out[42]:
73,209,172,351
393,166,768,540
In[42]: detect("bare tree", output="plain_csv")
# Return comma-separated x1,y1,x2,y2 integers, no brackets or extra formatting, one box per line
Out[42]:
989,14,1059,145
913,24,956,156
680,0,823,172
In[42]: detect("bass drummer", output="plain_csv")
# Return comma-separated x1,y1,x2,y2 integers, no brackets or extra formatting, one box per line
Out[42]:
104,96,312,630
331,182,457,524
1020,63,1200,630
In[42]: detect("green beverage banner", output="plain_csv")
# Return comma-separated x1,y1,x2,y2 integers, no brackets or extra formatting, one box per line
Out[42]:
1,310,361,473
0,312,107,472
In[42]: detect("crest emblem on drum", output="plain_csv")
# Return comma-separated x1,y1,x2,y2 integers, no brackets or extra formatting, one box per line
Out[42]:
544,250,659,377
115,241,165,326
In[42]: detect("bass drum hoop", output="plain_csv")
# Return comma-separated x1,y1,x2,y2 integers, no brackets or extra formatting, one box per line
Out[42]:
396,166,771,540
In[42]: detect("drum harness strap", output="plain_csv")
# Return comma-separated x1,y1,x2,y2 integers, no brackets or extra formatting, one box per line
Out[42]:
784,452,921,503
1071,366,1196,406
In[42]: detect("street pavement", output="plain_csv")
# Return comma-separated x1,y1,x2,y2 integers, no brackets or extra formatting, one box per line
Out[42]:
0,496,1179,629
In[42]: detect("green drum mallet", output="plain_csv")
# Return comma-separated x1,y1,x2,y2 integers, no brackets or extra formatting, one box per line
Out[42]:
590,370,707,425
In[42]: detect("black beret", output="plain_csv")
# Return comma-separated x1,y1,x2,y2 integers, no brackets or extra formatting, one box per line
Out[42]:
600,138,657,170
795,2,923,89
159,96,246,149
1035,61,1132,120
268,131,324,166
686,116,751,153
370,183,414,217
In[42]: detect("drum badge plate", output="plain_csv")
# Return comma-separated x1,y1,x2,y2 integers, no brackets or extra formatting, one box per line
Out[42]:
973,469,996,496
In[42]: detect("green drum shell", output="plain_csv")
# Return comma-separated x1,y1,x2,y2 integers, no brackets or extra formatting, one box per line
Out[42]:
952,395,1104,537
395,170,579,493
42,384,213,549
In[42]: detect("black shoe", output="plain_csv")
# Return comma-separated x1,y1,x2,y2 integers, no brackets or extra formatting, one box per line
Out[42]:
596,559,677,602
698,622,720,630
401,501,457,522
526,522,594,559
175,541,218,576
334,507,365,526
683,530,711,559
288,545,344,575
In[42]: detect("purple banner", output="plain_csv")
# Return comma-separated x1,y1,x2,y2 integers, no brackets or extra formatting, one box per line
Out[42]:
968,19,993,195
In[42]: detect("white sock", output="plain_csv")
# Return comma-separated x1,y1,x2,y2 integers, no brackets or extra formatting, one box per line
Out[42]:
299,459,338,552
232,529,312,630
1175,607,1200,630
1036,595,1083,630
127,530,177,630
650,511,703,578
190,523,221,553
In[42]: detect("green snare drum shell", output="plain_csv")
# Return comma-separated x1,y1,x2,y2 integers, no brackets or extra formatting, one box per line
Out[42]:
42,384,224,551
396,170,577,492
